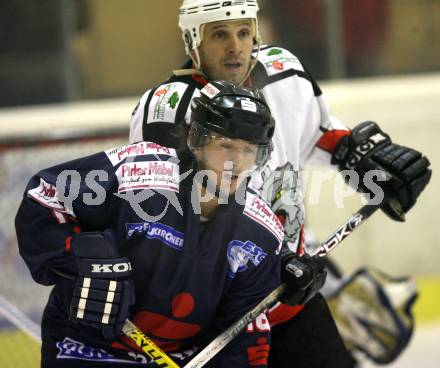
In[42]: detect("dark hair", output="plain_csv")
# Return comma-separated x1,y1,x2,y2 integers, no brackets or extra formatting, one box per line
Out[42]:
175,122,195,169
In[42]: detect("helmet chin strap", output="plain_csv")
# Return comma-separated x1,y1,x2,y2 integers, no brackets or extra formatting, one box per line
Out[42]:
190,45,202,71
239,39,261,86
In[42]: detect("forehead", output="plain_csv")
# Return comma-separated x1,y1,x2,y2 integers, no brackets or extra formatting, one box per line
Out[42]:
203,19,253,33
208,134,256,148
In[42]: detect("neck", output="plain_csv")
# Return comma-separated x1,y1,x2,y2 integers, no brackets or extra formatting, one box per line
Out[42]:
199,191,220,219
196,176,228,219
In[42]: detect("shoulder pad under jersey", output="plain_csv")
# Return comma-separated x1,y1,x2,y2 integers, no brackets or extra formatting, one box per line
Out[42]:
104,141,177,167
255,45,305,77
145,81,192,124
105,142,180,194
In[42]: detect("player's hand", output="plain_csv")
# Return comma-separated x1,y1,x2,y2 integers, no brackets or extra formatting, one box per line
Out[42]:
68,230,135,339
332,121,431,221
280,252,327,306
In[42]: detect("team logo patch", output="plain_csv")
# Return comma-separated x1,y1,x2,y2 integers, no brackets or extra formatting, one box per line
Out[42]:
56,337,145,364
105,142,175,166
147,82,188,123
168,92,180,109
27,178,73,215
126,222,184,250
116,161,180,193
200,83,221,99
227,240,268,278
258,47,304,76
244,192,284,243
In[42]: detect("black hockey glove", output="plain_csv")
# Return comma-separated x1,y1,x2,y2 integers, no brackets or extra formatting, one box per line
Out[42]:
332,121,431,221
68,230,135,340
280,252,327,306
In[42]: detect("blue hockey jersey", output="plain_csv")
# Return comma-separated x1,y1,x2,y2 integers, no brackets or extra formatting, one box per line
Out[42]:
15,141,284,367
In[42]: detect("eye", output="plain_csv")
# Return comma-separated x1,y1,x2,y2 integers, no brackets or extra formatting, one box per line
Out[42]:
212,30,227,40
238,28,251,38
243,146,257,155
220,142,234,150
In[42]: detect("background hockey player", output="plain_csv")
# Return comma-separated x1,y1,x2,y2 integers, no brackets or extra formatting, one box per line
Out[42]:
15,81,295,367
128,1,432,366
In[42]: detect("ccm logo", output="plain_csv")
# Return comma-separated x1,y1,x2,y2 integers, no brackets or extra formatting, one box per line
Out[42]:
91,262,132,273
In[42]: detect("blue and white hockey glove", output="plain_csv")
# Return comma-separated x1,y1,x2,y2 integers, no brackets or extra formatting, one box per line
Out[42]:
332,121,431,221
280,252,327,306
68,230,135,340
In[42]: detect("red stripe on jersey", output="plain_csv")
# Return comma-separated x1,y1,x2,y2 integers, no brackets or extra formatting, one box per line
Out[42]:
65,236,72,253
247,343,270,366
192,73,209,86
268,302,305,327
316,129,350,153
297,226,305,256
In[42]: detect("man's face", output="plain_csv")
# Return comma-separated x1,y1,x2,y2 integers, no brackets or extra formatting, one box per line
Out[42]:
194,133,258,195
198,19,254,84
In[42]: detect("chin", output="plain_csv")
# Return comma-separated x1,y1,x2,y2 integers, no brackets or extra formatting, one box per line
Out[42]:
228,74,245,84
219,71,244,84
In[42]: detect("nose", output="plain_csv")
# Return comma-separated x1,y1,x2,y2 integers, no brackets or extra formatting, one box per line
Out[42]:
229,153,252,174
227,34,241,55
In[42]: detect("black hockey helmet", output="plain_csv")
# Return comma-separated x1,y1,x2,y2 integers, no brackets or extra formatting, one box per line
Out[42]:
189,80,275,145
187,80,275,168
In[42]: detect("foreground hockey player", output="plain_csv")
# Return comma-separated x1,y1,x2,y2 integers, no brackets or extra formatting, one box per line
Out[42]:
15,81,323,367
129,1,432,366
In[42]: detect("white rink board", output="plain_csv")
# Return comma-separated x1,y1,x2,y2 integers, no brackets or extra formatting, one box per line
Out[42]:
307,73,440,276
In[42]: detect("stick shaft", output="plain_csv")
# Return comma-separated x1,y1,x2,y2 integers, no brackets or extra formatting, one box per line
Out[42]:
183,285,286,368
313,203,380,257
122,319,180,368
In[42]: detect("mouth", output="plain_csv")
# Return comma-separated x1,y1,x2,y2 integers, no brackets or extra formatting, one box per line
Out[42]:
223,61,244,72
223,171,240,179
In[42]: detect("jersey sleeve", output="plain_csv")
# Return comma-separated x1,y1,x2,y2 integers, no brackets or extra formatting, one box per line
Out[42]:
15,149,120,285
301,92,351,168
254,46,350,170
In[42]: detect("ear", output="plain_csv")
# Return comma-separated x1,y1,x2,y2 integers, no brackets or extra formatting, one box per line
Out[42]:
191,147,202,161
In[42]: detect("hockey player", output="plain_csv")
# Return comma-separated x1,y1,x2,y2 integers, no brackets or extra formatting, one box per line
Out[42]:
128,1,432,366
15,81,298,367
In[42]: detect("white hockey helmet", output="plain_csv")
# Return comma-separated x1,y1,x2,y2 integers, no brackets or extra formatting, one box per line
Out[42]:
179,0,260,55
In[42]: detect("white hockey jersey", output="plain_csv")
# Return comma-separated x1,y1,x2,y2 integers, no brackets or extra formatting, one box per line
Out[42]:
129,46,349,251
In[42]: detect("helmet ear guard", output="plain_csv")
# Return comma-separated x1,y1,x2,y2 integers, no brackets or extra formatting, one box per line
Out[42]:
183,29,194,51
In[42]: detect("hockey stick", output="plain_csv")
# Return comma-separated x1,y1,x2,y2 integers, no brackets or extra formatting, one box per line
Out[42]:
0,294,42,344
183,201,382,368
122,319,180,368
